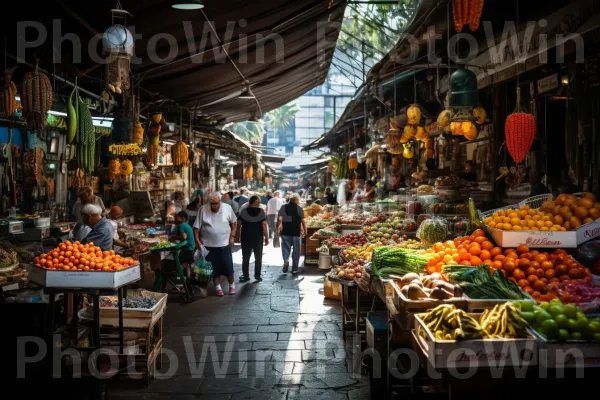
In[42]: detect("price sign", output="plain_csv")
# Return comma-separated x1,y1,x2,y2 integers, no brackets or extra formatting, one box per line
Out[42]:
109,144,142,156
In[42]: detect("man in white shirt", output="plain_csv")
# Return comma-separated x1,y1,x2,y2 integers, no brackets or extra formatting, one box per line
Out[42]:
194,192,238,296
266,191,284,239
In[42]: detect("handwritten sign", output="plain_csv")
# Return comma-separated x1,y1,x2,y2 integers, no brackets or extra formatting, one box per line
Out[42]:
491,228,577,248
109,144,142,156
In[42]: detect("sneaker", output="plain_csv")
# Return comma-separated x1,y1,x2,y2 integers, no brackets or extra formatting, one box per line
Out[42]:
229,287,236,295
282,262,289,273
254,276,263,282
239,276,250,283
291,268,298,275
216,289,224,297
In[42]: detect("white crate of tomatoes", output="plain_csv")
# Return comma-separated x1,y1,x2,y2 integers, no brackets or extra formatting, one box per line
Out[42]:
28,241,141,289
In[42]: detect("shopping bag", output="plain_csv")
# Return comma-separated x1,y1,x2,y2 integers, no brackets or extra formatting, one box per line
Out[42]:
274,232,281,248
191,256,213,287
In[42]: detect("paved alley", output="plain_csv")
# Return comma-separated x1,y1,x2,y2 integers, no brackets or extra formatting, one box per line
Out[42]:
111,244,370,400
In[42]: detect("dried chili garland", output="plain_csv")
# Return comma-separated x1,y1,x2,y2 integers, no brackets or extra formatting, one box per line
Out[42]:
453,0,484,32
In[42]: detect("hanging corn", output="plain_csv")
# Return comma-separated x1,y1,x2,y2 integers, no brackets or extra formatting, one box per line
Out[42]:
245,165,254,179
20,69,53,131
505,87,536,164
453,0,484,32
171,141,189,167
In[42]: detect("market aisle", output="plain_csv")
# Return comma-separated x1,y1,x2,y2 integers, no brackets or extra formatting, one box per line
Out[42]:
111,244,370,400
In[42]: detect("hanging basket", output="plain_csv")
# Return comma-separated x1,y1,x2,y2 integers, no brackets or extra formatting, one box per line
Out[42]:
505,87,536,164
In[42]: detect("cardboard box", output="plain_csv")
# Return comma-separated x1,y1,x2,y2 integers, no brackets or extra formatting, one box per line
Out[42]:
28,264,141,289
533,330,600,368
414,313,538,369
324,276,341,300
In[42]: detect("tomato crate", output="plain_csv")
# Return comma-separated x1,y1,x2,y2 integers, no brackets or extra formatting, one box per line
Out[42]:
413,312,539,369
390,281,468,330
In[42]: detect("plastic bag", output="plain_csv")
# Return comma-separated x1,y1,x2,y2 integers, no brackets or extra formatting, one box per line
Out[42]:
417,217,449,244
191,256,213,287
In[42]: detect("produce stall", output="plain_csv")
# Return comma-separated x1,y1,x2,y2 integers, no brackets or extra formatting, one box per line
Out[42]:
322,193,600,398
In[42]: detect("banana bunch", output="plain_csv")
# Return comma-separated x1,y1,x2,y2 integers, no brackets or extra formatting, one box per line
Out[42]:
420,304,485,341
480,302,530,339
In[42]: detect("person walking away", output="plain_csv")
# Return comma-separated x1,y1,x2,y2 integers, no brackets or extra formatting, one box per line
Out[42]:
81,204,114,251
234,188,249,208
222,192,239,215
266,191,285,239
276,193,307,275
239,196,269,282
194,193,237,296
107,206,130,252
169,211,197,265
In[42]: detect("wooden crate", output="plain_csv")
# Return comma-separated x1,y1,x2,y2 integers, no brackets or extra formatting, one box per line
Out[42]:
390,281,468,330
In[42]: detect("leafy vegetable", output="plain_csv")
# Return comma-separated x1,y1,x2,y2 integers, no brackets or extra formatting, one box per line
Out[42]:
443,265,528,300
371,247,429,279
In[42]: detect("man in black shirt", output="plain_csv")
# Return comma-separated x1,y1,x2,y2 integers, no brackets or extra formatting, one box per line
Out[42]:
276,193,307,275
325,187,337,205
239,196,269,282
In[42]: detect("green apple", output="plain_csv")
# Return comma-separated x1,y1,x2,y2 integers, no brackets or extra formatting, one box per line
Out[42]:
539,302,551,311
558,329,570,342
535,309,553,325
550,298,563,305
521,311,535,323
548,304,565,318
520,301,534,312
570,332,584,341
564,304,578,319
541,319,559,339
555,314,569,329
589,321,600,334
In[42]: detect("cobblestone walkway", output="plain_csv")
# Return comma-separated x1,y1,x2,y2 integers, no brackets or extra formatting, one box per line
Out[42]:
111,244,370,400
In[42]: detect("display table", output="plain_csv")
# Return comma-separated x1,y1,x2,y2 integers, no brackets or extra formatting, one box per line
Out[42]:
328,275,374,342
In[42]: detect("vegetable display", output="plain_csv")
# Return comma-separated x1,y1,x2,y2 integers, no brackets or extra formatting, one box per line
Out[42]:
371,247,429,279
101,296,158,309
545,280,600,312
417,217,449,244
33,241,137,271
444,265,529,300
395,272,463,300
327,233,367,248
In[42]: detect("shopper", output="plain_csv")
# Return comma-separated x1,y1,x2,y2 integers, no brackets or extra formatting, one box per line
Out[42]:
239,196,269,282
276,193,307,275
194,192,238,296
164,200,177,223
107,206,129,251
169,211,196,265
185,197,201,225
222,191,240,215
266,191,284,239
81,204,114,251
234,188,249,208
325,187,337,205
360,180,376,202
72,186,106,224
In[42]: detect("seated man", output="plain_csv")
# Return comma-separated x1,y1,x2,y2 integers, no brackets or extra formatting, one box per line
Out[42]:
81,204,114,251
169,211,197,265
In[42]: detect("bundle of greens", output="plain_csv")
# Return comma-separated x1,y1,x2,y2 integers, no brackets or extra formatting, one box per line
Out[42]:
371,247,428,279
443,265,528,300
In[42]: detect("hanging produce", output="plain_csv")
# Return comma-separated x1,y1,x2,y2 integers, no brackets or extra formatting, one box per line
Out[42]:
20,69,53,131
402,143,414,159
77,97,95,173
147,143,158,166
2,67,18,117
425,138,435,158
132,121,144,144
255,166,264,180
436,110,451,129
245,165,254,179
120,159,133,176
453,0,484,32
171,140,189,167
473,106,487,125
348,153,358,170
462,121,479,141
66,88,77,144
415,126,428,142
505,87,536,163
406,104,421,125
450,122,463,135
400,125,416,143
108,158,121,180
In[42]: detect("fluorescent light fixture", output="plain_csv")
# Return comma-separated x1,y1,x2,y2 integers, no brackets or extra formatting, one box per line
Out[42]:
48,110,67,117
172,0,204,9
163,139,177,145
239,85,256,99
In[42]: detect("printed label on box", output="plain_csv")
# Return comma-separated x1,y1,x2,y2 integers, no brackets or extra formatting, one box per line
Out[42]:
491,228,577,248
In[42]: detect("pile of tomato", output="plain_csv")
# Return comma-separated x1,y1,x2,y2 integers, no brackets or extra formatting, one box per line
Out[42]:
33,241,137,272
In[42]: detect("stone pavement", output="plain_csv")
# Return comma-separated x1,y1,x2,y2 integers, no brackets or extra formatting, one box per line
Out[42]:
111,244,370,400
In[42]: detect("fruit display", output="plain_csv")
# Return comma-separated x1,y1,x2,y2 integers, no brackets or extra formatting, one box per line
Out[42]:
545,280,600,312
335,212,366,226
496,247,591,301
100,296,158,309
395,272,463,300
420,303,530,341
0,242,34,263
483,204,569,231
150,241,174,251
127,223,155,231
371,247,429,279
363,215,387,225
327,233,367,248
312,227,340,238
444,265,529,300
33,241,137,271
363,218,405,242
332,260,365,280
417,217,449,244
538,193,600,230
391,239,424,250
518,299,600,342
306,218,333,229
342,243,379,261
0,244,18,267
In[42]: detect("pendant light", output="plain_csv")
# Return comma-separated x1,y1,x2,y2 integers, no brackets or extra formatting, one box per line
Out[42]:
172,0,204,10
